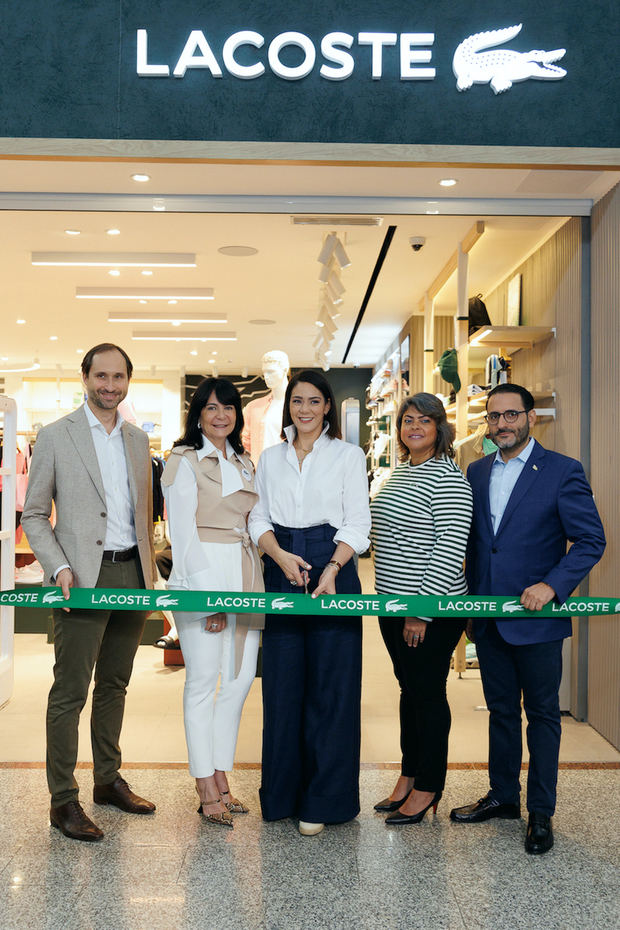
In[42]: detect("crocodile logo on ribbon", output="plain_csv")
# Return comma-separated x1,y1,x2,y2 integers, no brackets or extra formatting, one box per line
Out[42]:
42,591,65,605
502,599,526,614
385,599,408,613
453,24,566,95
271,597,295,610
155,594,179,608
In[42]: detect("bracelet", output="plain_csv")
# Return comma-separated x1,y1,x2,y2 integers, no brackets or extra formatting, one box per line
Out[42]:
326,560,342,573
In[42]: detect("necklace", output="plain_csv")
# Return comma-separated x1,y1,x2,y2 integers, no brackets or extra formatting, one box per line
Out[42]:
294,442,313,463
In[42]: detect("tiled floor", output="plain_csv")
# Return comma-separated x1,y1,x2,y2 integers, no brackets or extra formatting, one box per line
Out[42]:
0,766,619,930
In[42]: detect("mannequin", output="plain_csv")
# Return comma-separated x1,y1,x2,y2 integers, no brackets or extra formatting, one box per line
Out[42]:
242,350,290,460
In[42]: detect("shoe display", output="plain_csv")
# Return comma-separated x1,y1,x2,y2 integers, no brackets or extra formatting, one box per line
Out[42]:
220,790,249,813
299,821,324,836
525,812,554,855
93,776,156,814
50,800,104,842
385,792,441,826
197,799,234,828
450,794,520,823
373,790,412,813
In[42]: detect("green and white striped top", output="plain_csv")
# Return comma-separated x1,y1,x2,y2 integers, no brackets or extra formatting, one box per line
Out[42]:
370,456,473,597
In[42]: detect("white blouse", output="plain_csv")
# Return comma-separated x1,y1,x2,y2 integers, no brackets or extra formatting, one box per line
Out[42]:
248,425,371,554
162,436,246,592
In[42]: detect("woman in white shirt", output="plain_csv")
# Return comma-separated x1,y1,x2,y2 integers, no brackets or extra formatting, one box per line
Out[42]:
161,378,264,828
248,370,371,836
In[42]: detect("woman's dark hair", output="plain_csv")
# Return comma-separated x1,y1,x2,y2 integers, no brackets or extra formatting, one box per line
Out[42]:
396,392,455,461
281,369,341,440
487,382,535,412
81,343,133,378
174,378,244,454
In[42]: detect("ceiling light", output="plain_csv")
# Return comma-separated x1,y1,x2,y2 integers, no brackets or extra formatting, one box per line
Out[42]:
107,312,226,324
325,281,344,305
0,361,41,373
439,178,457,187
189,350,198,356
317,234,337,265
318,257,335,284
1,356,7,361
315,319,324,328
218,246,259,257
248,319,276,325
131,173,150,182
208,358,216,364
106,228,121,236
425,210,440,215
293,215,383,227
328,271,345,297
142,270,153,276
211,351,218,356
32,252,196,268
324,349,333,357
152,199,165,211
76,348,83,353
65,229,81,236
333,238,352,268
172,321,181,327
16,319,26,324
139,300,147,304
49,336,58,341
109,269,120,277
77,287,214,300
168,299,177,305
131,330,237,342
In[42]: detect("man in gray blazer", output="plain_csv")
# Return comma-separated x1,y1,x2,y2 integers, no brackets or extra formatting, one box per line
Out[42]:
22,343,157,841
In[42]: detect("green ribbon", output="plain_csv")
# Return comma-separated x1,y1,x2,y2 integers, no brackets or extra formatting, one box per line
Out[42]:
1,587,618,618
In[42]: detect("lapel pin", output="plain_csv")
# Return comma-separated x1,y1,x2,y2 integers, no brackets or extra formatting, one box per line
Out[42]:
532,464,538,471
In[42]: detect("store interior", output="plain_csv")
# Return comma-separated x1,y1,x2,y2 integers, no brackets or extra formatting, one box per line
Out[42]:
2,158,620,764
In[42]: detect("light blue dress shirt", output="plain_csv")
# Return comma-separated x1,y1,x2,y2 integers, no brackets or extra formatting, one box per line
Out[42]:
488,437,535,534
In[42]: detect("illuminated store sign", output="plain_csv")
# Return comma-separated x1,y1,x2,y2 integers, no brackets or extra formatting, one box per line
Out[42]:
137,23,567,94
137,29,436,81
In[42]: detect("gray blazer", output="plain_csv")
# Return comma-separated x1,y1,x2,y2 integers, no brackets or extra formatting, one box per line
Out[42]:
22,404,156,589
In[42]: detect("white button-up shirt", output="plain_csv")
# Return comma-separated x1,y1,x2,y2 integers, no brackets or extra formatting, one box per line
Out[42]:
248,425,371,553
488,436,535,534
84,402,137,550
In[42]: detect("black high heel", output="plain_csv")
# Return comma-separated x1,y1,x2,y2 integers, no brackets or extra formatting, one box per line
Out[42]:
374,790,412,813
385,791,442,825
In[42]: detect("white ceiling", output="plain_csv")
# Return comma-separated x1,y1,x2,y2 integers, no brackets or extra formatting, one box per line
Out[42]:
1,159,618,375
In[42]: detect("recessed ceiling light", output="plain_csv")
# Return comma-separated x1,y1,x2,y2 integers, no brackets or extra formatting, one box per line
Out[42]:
168,299,178,305
109,269,121,277
1,356,8,361
426,210,440,215
190,350,198,356
76,348,83,353
106,228,121,236
131,173,150,182
248,318,276,325
65,229,81,236
218,246,259,257
171,321,181,327
291,215,383,227
77,287,214,300
139,300,147,304
16,319,26,324
49,336,58,341
208,358,216,364
439,178,457,187
211,351,218,356
152,199,166,212
32,252,196,268
141,270,153,276
131,330,236,342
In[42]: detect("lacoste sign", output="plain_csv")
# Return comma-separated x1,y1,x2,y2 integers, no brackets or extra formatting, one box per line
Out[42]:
137,23,567,94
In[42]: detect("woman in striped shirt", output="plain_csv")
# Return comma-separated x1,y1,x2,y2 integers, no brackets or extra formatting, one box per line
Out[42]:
370,392,473,825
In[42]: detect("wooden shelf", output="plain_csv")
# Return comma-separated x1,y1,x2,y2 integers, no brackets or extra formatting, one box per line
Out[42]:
469,326,555,351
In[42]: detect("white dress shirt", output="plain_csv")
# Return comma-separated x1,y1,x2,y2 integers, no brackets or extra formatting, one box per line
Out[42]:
488,436,535,534
248,425,371,554
84,402,137,550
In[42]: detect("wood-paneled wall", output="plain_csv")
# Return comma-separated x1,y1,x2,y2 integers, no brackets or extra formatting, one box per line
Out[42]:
588,183,620,749
483,218,583,459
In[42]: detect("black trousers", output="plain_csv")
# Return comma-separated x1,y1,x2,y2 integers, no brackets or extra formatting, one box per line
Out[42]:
260,523,362,824
379,618,465,793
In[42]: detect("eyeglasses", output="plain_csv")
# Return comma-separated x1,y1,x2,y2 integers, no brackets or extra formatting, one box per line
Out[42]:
484,409,527,424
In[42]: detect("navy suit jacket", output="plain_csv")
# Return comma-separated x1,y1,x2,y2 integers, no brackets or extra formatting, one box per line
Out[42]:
466,440,606,645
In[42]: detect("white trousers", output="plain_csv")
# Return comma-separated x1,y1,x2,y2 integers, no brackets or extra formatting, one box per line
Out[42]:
175,615,260,777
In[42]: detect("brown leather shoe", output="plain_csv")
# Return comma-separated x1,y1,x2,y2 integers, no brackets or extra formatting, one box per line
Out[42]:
93,776,156,814
50,800,104,842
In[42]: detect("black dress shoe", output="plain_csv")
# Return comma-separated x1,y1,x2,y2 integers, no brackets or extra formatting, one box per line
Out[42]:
50,800,104,842
94,776,156,814
385,792,442,826
525,812,553,854
450,794,520,823
373,790,412,813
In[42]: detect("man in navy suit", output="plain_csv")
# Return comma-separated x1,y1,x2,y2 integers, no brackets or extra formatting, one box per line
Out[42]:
450,384,605,854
